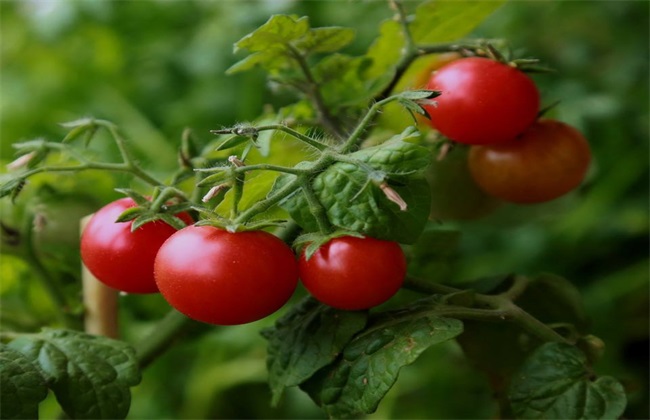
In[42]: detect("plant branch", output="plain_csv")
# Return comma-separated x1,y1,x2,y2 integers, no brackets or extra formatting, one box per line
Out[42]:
403,277,570,344
339,95,401,153
254,124,331,151
286,45,346,140
134,310,196,369
298,177,332,234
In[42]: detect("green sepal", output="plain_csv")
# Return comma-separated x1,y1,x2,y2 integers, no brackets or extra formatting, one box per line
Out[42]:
115,207,146,223
114,188,150,206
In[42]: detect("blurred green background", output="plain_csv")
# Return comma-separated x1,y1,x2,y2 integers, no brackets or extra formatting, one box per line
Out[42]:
1,1,648,419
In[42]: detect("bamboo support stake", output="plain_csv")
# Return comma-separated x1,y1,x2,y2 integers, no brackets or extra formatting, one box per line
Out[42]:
80,214,119,338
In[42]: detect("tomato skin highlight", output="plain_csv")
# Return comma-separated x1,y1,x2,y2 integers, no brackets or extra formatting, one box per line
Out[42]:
154,226,299,325
424,57,540,145
299,236,406,311
468,119,592,204
80,197,192,294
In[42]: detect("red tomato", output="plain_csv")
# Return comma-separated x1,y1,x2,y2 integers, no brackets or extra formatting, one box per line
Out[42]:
299,236,406,310
468,119,591,204
80,197,192,294
423,57,540,145
154,226,298,325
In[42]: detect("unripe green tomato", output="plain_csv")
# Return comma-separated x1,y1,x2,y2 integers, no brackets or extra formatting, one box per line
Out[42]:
426,145,501,220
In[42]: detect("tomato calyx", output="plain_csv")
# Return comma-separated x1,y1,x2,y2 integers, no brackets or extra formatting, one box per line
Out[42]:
113,188,193,231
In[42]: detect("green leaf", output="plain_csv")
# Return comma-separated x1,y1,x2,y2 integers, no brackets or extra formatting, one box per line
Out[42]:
302,302,463,418
293,27,356,54
277,128,432,243
363,19,404,83
234,15,310,53
229,15,357,78
410,0,506,44
509,342,627,420
7,329,141,419
0,345,49,420
261,297,368,406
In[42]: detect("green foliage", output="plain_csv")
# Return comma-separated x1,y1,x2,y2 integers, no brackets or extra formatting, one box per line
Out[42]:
301,299,463,418
0,345,49,419
276,127,431,243
262,297,368,405
6,329,141,419
509,342,627,419
0,0,646,419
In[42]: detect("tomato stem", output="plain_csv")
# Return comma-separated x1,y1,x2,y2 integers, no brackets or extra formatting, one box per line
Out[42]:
253,124,331,152
298,177,333,234
285,44,346,140
403,277,571,344
134,310,196,369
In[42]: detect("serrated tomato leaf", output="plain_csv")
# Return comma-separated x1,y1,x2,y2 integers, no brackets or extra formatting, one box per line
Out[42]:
301,302,463,418
261,297,368,406
0,345,49,420
7,329,141,420
276,128,431,243
229,15,356,76
508,342,627,420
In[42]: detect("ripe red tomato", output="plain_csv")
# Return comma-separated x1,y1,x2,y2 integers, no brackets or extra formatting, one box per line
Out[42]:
468,119,591,204
154,226,298,325
423,57,540,145
299,236,406,310
80,197,192,294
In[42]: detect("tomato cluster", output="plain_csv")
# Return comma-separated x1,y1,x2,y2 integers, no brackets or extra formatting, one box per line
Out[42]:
81,201,406,324
422,56,591,204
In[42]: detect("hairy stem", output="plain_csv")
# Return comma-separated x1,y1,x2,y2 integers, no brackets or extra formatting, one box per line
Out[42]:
254,124,331,151
298,177,332,234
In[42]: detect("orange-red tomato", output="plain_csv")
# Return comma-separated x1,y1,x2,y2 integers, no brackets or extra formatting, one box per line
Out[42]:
468,119,591,204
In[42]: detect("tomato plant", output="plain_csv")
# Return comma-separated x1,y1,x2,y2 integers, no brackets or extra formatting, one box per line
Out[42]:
154,226,299,325
80,197,192,294
423,57,540,145
299,236,406,310
468,119,592,204
0,2,638,420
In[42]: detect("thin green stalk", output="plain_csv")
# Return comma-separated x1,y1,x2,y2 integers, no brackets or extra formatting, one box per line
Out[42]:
298,177,332,234
230,172,244,219
403,277,570,344
229,163,309,176
254,124,331,152
135,310,196,369
286,45,345,140
339,96,398,154
233,175,303,224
